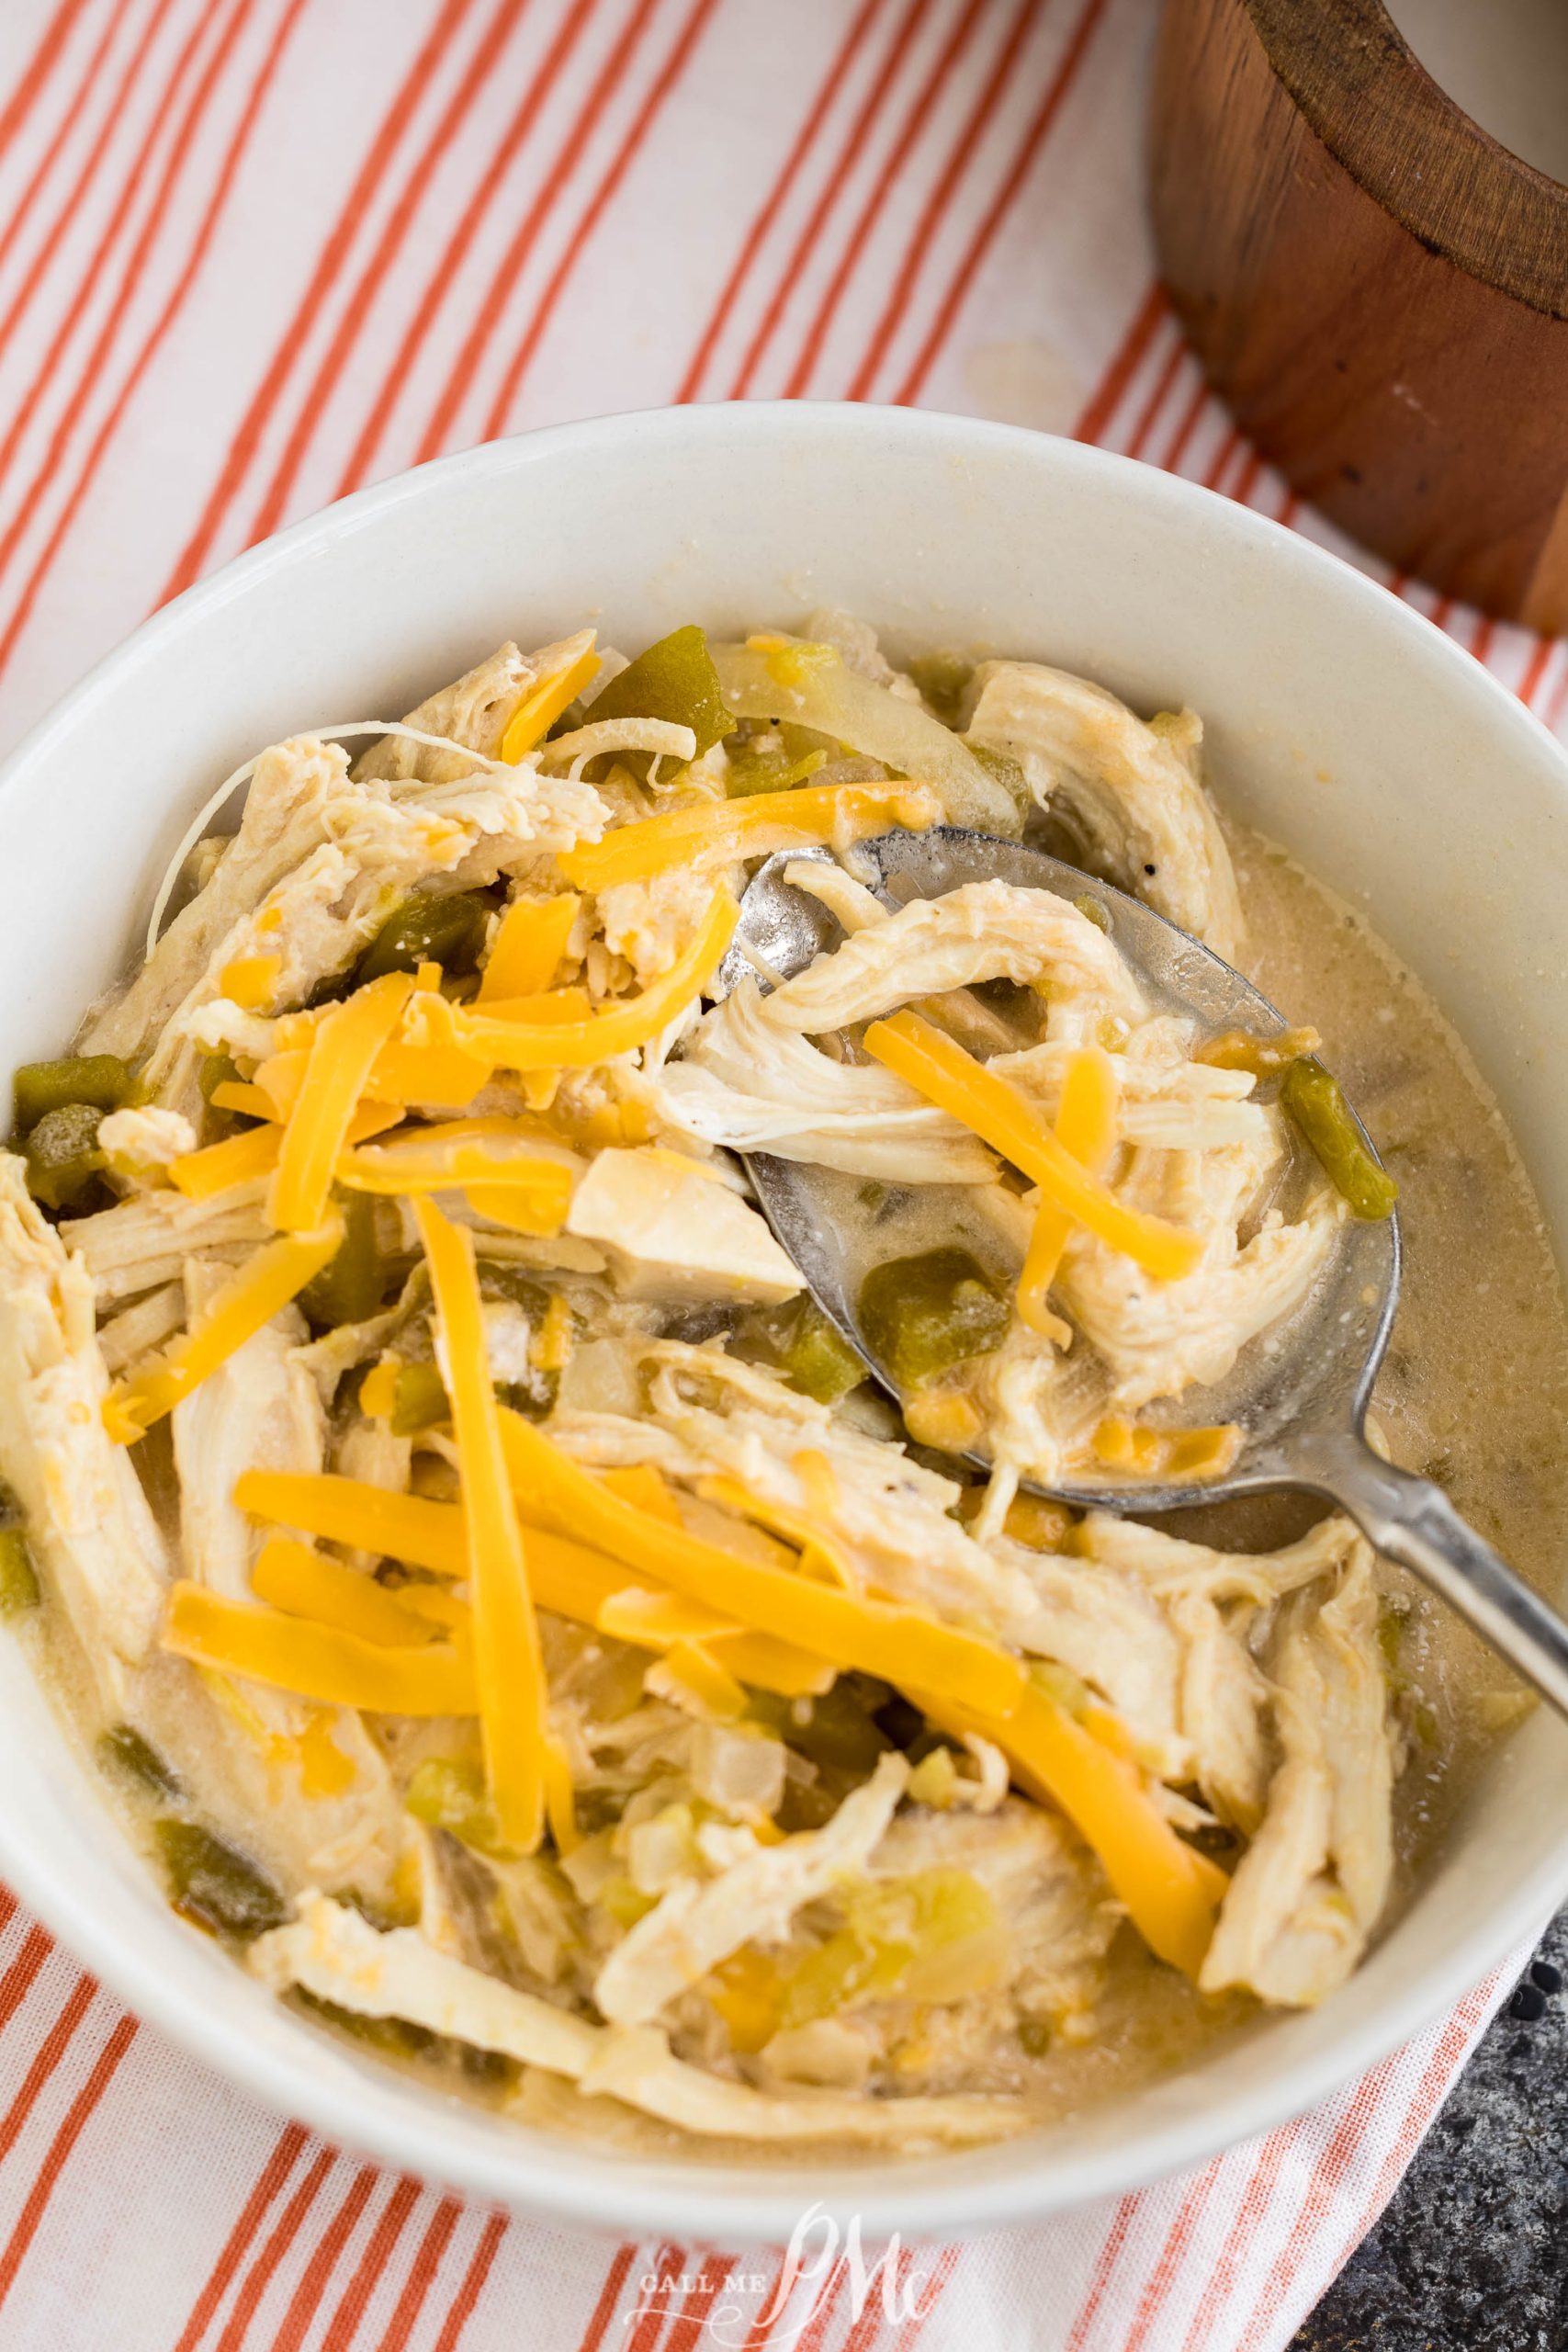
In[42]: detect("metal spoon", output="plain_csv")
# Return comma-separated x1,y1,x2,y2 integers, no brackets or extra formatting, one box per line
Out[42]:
715,826,1568,1721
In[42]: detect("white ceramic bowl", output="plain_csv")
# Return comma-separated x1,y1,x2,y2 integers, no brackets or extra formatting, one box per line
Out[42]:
2,403,1565,2245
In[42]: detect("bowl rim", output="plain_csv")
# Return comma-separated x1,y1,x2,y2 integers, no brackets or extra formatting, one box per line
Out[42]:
3,398,1567,2243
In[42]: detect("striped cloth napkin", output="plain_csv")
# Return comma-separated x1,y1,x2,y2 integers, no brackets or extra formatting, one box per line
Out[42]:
0,2,1554,2346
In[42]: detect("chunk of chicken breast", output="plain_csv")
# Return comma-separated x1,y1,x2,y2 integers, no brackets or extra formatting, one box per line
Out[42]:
1200,1543,1393,2004
758,880,1145,1040
353,635,591,785
593,1754,908,2027
962,661,1245,960
0,1157,167,1703
252,1892,1024,2144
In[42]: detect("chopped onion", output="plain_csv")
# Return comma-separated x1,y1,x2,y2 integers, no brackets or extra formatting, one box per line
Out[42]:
712,645,1022,836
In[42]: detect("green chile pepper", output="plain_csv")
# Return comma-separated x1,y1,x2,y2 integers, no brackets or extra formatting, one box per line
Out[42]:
98,1725,183,1801
589,625,729,755
1280,1057,1398,1220
355,888,493,983
155,1820,286,1939
857,1248,1010,1390
12,1054,137,1133
24,1102,107,1210
0,1528,40,1617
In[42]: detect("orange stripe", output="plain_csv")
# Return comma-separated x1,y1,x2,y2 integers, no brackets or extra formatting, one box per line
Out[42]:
271,2163,379,2352
1230,445,1266,506
0,1972,96,2168
888,2242,962,2352
319,2175,422,2352
412,0,653,463
0,0,94,160
0,2009,137,2316
0,1891,17,1937
1120,337,1187,462
0,0,248,541
0,0,184,392
728,0,936,401
1171,2127,1303,2352
783,0,992,401
1072,280,1168,444
624,2241,687,2352
845,0,1040,402
1156,373,1212,473
1202,421,1244,492
1061,2189,1140,2352
375,2194,462,2352
574,2244,639,2352
213,2145,336,2352
733,2254,788,2350
0,0,138,288
1114,2154,1224,2352
336,0,606,495
787,2255,848,2352
675,0,889,404
429,2209,508,2352
160,0,482,602
0,1926,52,2036
170,2122,310,2352
0,0,311,685
477,0,724,443
664,2255,739,2352
1517,636,1554,707
892,0,1111,407
243,0,533,547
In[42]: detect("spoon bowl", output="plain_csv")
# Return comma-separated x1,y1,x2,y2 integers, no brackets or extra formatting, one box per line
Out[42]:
721,826,1568,1719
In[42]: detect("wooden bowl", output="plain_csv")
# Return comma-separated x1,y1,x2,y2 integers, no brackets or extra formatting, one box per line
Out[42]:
1149,0,1568,628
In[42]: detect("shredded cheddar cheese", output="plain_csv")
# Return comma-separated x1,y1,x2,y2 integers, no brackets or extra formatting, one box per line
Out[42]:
479,893,580,1003
219,953,282,1011
500,632,602,763
269,974,413,1232
104,1220,342,1442
163,1582,476,1715
416,1198,548,1853
455,886,739,1070
863,1011,1202,1283
1017,1046,1120,1338
250,1533,439,1649
557,784,941,893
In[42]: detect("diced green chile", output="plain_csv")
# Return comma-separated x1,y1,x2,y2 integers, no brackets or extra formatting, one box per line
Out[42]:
294,1988,434,2059
907,651,974,727
301,1190,390,1329
967,741,1030,816
404,1757,513,1859
355,888,493,982
1280,1057,1398,1220
12,1054,137,1134
155,1820,286,1939
0,1528,39,1617
589,625,729,754
390,1360,450,1436
98,1724,183,1800
779,1297,865,1403
24,1102,107,1210
857,1248,1011,1390
498,1367,558,1422
723,741,828,798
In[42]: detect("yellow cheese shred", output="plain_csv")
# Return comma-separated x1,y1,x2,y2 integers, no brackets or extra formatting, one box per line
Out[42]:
497,1409,1025,1717
416,1197,548,1853
170,1102,400,1202
500,632,602,763
104,1220,342,1443
219,953,283,1010
917,1679,1227,1979
269,973,413,1232
162,1582,477,1715
558,783,941,894
695,1475,858,1589
654,1640,749,1721
234,1469,469,1575
863,1011,1202,1283
249,1533,439,1649
478,893,580,1003
1090,1419,1244,1482
455,885,739,1071
1017,1047,1120,1338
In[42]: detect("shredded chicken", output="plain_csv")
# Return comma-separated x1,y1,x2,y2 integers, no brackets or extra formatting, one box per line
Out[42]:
0,1159,167,1700
963,661,1245,960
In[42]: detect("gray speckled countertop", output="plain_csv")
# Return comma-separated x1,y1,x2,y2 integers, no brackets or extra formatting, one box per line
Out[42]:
1288,1907,1568,2350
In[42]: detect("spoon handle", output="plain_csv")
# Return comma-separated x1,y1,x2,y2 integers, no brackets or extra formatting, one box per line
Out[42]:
1294,1431,1568,1722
